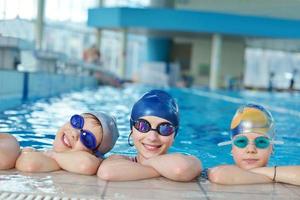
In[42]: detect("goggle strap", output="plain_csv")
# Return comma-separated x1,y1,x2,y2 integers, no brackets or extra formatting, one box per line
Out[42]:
217,141,232,146
272,140,284,145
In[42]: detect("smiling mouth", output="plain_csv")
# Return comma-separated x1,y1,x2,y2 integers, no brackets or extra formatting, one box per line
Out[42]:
142,143,162,151
62,134,72,148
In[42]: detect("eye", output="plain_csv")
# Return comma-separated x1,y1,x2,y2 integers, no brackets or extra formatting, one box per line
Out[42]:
236,138,247,145
159,123,175,136
135,120,150,132
257,139,267,144
233,136,249,148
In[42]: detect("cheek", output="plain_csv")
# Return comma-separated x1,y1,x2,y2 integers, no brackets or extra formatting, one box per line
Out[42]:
74,141,91,152
258,150,272,162
231,147,244,161
131,131,143,146
160,136,174,147
53,129,63,146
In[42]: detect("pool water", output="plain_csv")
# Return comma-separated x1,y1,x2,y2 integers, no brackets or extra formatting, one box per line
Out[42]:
1,85,300,168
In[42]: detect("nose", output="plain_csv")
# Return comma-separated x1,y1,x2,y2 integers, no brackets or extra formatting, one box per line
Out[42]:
69,128,80,142
246,142,257,154
146,130,159,141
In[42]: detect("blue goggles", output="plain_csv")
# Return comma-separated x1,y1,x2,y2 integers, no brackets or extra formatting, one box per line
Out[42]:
70,114,99,152
131,118,176,136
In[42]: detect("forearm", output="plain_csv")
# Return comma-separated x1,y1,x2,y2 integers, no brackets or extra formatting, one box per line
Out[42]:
98,156,160,181
209,165,272,185
144,154,202,181
251,166,300,186
16,152,60,172
51,151,101,175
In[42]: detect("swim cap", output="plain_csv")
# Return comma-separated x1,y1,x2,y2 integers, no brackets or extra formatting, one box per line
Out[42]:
230,104,275,139
91,112,119,154
130,90,179,134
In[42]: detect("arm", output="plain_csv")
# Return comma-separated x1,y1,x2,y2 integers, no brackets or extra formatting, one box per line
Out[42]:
0,133,20,169
16,151,61,172
97,155,160,181
142,153,202,182
45,150,101,175
208,165,273,185
250,166,300,186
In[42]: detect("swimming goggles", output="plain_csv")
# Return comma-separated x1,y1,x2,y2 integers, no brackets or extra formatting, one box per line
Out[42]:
70,114,99,151
233,135,270,149
131,118,176,136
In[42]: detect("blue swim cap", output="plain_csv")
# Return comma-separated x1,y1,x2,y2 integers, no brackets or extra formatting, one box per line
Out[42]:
130,90,179,135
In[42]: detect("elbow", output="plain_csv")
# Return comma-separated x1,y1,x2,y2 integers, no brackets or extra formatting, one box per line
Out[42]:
76,157,100,175
0,158,15,170
208,166,228,184
172,165,193,181
16,155,41,172
97,165,116,181
171,156,202,182
208,169,221,183
97,161,123,181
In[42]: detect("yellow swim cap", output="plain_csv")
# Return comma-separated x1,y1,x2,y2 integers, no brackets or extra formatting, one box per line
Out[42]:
230,104,274,139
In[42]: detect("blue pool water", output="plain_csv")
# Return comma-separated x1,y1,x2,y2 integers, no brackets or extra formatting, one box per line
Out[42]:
0,85,300,168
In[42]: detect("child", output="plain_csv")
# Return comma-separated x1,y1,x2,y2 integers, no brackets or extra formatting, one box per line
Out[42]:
98,90,202,181
0,133,20,169
208,104,300,185
16,112,119,175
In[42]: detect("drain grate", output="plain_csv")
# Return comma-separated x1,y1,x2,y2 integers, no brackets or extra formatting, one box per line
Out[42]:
0,192,100,200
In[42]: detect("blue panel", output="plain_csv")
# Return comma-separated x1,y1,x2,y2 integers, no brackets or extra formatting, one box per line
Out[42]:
147,38,171,62
88,7,122,28
88,7,300,38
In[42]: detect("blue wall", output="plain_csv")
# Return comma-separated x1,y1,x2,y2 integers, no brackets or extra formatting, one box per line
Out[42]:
0,70,98,111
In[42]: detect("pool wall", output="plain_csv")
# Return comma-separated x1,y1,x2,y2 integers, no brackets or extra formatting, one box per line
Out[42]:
0,69,98,111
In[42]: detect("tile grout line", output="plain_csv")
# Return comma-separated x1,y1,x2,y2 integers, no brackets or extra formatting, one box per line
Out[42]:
280,183,300,197
196,179,210,200
101,181,109,199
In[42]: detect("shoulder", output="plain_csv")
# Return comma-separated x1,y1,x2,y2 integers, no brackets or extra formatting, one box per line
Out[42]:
106,154,131,161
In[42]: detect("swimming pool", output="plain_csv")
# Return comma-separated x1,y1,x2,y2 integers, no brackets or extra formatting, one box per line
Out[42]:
1,84,299,168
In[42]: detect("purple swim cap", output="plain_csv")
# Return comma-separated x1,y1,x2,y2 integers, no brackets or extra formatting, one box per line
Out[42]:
130,90,179,135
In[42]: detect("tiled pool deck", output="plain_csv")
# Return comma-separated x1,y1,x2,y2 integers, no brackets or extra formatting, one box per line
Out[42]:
0,169,299,200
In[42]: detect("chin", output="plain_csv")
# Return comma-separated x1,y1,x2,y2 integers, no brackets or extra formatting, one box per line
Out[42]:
239,163,264,170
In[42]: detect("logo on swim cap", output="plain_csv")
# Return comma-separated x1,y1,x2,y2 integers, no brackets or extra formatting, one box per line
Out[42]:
230,104,275,139
130,90,179,135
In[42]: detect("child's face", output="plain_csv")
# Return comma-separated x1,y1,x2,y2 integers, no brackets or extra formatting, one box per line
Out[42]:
53,114,103,153
231,132,273,170
132,116,175,160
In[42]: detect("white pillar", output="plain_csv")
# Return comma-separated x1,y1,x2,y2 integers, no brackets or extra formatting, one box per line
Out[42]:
119,29,128,78
209,34,222,90
35,0,45,50
95,0,103,49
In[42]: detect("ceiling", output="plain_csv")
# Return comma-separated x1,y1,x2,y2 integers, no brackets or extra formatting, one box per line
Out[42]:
175,0,300,20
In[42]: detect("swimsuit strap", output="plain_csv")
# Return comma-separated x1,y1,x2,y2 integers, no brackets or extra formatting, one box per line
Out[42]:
130,156,138,163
